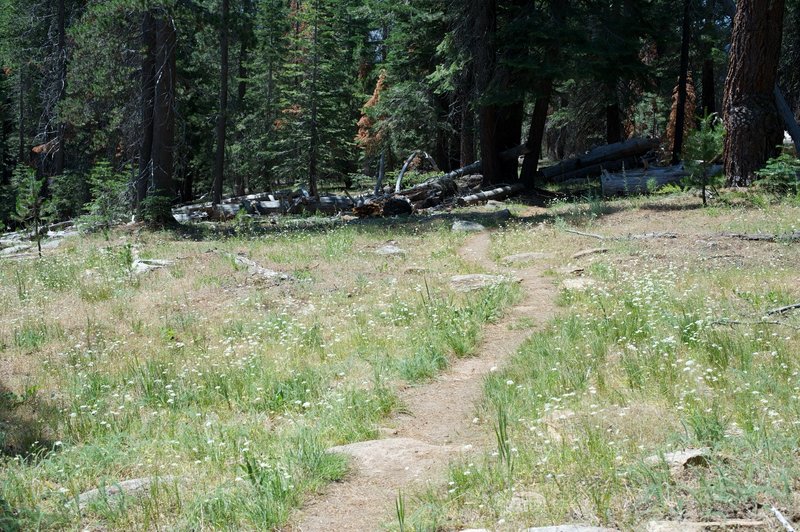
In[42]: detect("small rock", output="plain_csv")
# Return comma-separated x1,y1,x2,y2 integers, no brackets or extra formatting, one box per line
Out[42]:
131,258,174,275
40,239,62,250
231,254,290,281
451,274,511,292
562,278,596,291
522,526,618,532
77,476,176,509
644,448,710,471
645,520,766,532
502,252,552,264
328,438,452,482
375,244,406,256
571,247,609,259
452,220,486,232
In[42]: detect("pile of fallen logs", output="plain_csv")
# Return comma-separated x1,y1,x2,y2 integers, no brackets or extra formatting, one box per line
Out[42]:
172,136,694,222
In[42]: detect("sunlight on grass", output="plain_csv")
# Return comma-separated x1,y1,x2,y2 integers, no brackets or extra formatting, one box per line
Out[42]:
0,220,512,530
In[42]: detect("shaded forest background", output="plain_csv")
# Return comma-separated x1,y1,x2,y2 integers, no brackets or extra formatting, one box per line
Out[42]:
0,0,798,226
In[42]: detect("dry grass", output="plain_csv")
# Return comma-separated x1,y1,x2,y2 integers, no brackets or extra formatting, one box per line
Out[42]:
0,218,516,530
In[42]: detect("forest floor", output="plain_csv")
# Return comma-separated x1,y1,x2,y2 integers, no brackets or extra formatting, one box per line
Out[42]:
1,191,800,531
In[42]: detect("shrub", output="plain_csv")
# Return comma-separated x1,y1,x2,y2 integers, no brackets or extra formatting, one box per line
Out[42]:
12,166,49,256
754,153,800,195
140,193,175,227
49,170,90,220
683,113,725,205
78,162,131,238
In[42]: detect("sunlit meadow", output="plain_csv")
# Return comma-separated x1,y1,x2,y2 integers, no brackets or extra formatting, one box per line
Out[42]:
0,218,516,530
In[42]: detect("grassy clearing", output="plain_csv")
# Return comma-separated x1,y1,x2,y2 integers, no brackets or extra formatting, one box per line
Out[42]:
0,219,515,530
398,196,800,531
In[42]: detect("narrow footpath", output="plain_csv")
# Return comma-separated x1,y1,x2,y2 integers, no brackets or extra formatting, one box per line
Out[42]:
295,230,558,531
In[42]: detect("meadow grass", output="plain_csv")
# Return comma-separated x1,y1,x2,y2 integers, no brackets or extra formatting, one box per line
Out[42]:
0,218,515,530
397,196,800,531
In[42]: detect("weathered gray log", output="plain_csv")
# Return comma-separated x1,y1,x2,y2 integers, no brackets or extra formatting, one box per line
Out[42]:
457,183,525,206
287,195,354,215
545,156,642,184
394,151,418,192
600,165,690,196
542,138,658,183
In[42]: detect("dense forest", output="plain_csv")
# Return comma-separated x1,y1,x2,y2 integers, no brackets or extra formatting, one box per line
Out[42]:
0,0,798,227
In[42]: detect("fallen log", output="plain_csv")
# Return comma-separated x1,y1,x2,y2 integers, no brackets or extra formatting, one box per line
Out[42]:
542,137,658,183
600,164,722,196
287,195,354,215
546,156,643,184
353,195,413,218
457,183,525,206
394,151,438,192
719,231,800,243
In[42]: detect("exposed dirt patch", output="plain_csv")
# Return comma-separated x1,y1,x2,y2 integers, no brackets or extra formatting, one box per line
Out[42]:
295,230,559,531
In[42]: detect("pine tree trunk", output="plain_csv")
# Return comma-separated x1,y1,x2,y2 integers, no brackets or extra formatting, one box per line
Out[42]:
671,0,692,164
520,79,553,184
213,0,229,204
308,0,320,198
151,13,176,199
473,0,503,185
17,65,25,165
53,0,66,176
701,59,716,117
137,10,156,207
723,0,786,186
606,100,622,144
460,101,475,167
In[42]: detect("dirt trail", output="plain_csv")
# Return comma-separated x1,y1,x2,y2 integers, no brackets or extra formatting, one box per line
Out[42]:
294,231,558,531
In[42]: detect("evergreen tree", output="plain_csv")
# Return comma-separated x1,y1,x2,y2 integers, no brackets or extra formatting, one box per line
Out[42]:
271,0,361,196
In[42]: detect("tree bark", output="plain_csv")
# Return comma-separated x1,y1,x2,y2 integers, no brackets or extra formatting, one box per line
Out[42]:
520,80,553,184
606,99,622,144
460,102,476,167
701,59,716,117
151,13,176,198
722,0,786,186
53,0,66,176
671,0,692,164
213,0,229,204
473,0,504,186
137,10,156,207
308,0,320,198
17,64,25,165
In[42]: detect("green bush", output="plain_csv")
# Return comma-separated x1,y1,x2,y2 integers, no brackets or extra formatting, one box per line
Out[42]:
12,166,49,256
49,170,90,220
78,162,131,237
754,153,800,195
683,113,725,205
140,193,174,227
